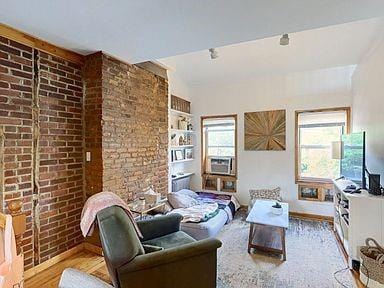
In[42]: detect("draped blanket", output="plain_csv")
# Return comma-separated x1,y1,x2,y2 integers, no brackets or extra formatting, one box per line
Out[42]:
196,192,240,223
168,203,219,223
80,192,142,238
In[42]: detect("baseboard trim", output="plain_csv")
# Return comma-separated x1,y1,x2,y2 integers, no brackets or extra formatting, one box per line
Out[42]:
24,243,84,280
83,242,103,256
289,211,333,223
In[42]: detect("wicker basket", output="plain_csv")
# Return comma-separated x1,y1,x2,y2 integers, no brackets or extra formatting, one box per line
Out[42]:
360,238,384,285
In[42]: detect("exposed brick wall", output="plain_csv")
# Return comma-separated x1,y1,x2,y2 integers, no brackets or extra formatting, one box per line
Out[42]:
37,52,84,262
0,36,34,268
102,54,168,199
84,53,168,200
83,52,103,197
1,35,168,268
0,36,84,268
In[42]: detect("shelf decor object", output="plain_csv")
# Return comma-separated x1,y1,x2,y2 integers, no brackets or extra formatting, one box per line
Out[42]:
171,95,190,114
298,182,333,202
244,109,286,151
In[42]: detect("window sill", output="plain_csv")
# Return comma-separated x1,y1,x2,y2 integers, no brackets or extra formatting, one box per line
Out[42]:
296,178,333,185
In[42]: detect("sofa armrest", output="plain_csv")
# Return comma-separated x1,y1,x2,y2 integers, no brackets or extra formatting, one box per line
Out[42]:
137,214,183,241
118,238,222,273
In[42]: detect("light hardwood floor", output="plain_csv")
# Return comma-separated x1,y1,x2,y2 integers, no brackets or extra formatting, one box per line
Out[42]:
24,251,110,288
25,224,364,288
25,249,364,288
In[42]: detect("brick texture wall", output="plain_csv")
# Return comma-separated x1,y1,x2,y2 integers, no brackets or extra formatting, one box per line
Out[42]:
83,52,103,197
0,35,168,268
0,36,84,268
84,53,168,200
0,36,34,268
102,54,168,199
37,52,84,262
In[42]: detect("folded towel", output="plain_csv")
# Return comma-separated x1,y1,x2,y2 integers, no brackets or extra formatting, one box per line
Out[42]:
80,192,142,238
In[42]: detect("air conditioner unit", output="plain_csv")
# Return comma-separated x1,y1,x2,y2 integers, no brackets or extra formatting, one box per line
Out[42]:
206,156,232,175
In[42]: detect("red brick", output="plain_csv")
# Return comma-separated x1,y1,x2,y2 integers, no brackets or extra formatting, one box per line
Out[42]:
0,44,21,56
9,40,33,53
0,59,21,70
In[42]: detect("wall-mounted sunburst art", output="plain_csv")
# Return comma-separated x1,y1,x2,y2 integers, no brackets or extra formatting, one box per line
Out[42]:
244,109,286,151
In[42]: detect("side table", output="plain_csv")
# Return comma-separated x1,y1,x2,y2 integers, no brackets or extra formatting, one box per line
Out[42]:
128,201,166,220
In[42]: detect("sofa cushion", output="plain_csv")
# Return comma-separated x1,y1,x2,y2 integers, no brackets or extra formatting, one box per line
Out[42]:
142,231,195,249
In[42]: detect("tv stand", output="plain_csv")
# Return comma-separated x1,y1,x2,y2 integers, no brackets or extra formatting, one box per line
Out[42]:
333,179,384,270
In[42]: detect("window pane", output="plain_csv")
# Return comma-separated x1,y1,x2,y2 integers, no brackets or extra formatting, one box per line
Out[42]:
207,130,234,147
208,147,235,157
300,126,342,146
300,147,340,179
208,147,219,156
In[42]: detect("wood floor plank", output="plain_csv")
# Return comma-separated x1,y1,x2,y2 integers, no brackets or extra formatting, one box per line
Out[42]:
24,251,110,288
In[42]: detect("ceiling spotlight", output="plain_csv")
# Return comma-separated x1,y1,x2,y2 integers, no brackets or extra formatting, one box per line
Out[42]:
209,48,219,59
280,34,289,46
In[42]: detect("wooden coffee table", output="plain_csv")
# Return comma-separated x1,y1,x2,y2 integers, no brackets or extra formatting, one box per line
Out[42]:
246,200,289,260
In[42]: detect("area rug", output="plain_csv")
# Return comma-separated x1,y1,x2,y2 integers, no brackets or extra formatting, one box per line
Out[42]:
216,209,354,288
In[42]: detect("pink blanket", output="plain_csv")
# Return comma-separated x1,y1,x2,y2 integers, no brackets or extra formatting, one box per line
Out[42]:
80,192,142,238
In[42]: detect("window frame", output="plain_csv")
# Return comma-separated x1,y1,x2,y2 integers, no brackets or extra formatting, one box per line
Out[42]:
295,107,351,184
201,114,238,178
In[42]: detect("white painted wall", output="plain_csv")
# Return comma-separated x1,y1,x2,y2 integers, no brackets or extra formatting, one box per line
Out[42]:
186,66,355,216
167,71,196,191
352,38,384,184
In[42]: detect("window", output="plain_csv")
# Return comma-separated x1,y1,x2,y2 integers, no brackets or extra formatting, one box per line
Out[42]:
201,115,237,191
295,108,350,183
206,124,235,157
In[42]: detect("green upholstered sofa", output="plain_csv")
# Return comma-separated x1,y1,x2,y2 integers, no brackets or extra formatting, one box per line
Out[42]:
97,206,222,288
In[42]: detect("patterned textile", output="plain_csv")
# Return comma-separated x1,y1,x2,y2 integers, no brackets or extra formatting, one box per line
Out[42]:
249,187,282,201
216,209,353,288
196,192,240,223
168,203,219,223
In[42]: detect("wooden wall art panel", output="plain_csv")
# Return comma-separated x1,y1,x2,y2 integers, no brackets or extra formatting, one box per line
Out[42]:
244,109,286,151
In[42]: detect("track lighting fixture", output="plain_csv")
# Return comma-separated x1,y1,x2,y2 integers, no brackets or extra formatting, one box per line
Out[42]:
209,48,219,59
280,34,289,46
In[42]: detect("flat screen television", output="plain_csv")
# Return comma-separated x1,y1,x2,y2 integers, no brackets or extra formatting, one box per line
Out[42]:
341,132,366,189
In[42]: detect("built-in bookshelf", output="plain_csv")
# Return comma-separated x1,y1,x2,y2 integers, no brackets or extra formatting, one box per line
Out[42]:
169,95,195,191
169,106,194,164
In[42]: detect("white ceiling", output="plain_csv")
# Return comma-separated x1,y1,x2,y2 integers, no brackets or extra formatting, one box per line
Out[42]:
160,18,384,85
1,1,384,63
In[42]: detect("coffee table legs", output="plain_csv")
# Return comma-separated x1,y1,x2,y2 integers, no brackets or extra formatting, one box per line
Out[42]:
248,223,254,253
248,224,287,261
280,227,286,261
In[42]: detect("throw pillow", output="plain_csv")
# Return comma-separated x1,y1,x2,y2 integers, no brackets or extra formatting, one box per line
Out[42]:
176,189,199,199
168,193,198,209
248,187,282,213
249,187,282,201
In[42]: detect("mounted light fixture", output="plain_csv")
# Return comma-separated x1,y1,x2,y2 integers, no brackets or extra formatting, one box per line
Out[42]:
280,34,289,46
209,48,219,59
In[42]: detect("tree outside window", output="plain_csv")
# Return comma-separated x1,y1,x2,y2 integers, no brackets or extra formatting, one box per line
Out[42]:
296,108,349,182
